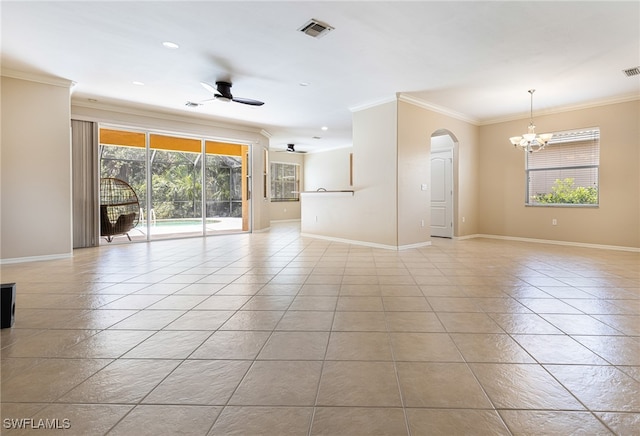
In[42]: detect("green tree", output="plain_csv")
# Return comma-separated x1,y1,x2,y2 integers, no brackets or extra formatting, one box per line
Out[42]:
101,145,242,220
532,178,598,204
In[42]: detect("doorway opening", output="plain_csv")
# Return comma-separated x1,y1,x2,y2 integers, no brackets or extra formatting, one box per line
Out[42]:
430,130,456,238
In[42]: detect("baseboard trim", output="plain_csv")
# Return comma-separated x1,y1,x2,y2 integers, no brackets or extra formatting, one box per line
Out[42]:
0,252,73,265
456,234,640,253
300,233,431,251
399,241,432,250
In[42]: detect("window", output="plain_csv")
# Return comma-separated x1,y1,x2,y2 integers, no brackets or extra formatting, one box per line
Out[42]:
526,127,599,206
270,162,299,201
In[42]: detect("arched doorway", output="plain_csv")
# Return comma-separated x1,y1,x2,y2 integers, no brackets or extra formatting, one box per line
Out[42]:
430,130,457,238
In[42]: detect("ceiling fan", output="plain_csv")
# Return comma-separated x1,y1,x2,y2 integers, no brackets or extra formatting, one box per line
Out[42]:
278,144,306,154
187,81,265,107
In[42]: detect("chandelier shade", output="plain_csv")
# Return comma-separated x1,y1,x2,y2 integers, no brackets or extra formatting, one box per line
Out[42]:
510,89,552,153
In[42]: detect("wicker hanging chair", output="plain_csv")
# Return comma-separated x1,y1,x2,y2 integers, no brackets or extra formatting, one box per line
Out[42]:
100,178,140,242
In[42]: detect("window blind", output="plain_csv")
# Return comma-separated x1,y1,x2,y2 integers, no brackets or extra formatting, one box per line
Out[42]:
526,128,600,205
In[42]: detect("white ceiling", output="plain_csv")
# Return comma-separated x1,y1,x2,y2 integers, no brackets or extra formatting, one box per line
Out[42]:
2,1,639,152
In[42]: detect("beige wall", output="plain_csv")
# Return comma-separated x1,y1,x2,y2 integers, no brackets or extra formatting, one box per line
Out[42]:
269,150,303,221
397,99,480,242
301,101,399,247
1,75,73,261
478,99,640,249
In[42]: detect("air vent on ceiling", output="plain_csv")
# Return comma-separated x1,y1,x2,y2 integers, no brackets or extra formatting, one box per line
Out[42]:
298,19,334,38
622,66,640,77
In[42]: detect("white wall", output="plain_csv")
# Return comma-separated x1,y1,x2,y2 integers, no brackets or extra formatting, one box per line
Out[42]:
1,74,73,261
432,134,455,150
304,147,352,191
301,101,399,247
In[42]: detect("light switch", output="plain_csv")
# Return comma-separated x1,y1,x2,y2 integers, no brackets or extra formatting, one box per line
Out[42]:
421,184,428,191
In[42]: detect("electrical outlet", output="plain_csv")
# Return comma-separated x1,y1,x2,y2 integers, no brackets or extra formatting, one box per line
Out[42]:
462,217,466,223
552,218,557,225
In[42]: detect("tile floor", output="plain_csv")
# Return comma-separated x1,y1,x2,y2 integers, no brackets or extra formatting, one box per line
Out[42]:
1,222,639,435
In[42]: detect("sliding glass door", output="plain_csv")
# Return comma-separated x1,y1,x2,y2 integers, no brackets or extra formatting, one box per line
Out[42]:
99,129,148,242
149,134,203,239
98,127,250,243
204,142,249,235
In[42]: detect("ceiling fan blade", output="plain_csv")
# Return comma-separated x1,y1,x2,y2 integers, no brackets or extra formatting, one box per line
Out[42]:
232,97,265,106
200,81,217,94
198,81,264,105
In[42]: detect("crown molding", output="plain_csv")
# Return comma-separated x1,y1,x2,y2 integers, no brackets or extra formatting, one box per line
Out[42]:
349,95,397,112
397,94,481,125
351,91,639,127
71,99,265,140
1,68,74,88
481,93,640,125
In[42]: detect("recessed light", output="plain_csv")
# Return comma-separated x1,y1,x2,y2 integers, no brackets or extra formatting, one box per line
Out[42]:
133,81,145,86
321,126,328,131
162,41,179,49
299,82,310,87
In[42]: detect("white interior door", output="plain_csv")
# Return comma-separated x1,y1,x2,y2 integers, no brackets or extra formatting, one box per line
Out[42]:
430,149,453,238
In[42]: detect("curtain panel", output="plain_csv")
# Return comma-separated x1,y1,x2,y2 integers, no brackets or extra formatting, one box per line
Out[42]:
71,119,99,248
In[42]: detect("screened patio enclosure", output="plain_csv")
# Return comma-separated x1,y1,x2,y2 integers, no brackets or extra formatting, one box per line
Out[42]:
99,127,250,242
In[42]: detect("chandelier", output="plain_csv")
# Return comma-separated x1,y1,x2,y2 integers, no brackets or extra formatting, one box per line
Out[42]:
509,89,552,153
